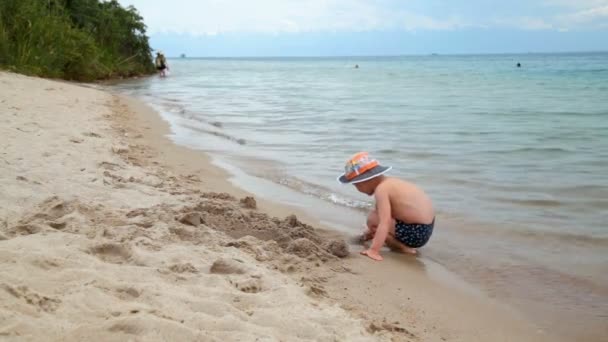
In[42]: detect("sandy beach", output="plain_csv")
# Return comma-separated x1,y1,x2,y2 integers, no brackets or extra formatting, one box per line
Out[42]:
0,72,565,341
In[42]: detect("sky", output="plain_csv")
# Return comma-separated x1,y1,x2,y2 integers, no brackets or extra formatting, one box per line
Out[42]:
118,0,608,56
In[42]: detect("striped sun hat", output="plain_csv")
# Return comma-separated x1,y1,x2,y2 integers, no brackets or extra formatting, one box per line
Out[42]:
337,152,392,184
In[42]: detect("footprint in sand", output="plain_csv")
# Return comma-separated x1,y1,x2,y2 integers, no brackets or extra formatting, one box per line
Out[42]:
209,258,247,275
29,257,62,270
113,286,142,300
2,284,61,312
232,277,264,294
29,196,72,222
125,208,147,218
15,175,41,185
89,242,133,264
368,322,417,339
9,197,85,236
99,161,121,171
48,221,67,230
168,263,198,274
169,226,197,241
209,259,264,293
107,319,143,335
6,223,46,237
111,145,130,154
83,132,102,138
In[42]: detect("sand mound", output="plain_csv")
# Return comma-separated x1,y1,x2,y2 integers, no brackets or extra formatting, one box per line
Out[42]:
177,197,348,262
210,258,248,275
326,239,350,258
240,196,257,209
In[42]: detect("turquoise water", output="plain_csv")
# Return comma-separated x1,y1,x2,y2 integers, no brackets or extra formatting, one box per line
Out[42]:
111,53,608,338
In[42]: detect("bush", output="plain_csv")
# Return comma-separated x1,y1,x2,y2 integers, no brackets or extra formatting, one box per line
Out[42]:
0,0,155,81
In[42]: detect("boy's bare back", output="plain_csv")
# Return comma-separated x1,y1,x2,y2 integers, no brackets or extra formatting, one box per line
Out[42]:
375,177,434,224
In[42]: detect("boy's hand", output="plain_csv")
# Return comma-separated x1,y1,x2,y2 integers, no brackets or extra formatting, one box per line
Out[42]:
361,249,383,261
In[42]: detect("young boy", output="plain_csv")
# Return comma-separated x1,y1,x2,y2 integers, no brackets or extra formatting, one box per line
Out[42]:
338,152,435,261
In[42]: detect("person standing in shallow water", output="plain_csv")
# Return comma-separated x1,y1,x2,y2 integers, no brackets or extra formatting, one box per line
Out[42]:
338,152,435,261
155,51,169,77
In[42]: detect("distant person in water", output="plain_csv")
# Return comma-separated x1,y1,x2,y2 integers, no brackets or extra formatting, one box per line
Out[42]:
354,64,359,69
517,62,521,68
338,152,435,261
155,51,169,77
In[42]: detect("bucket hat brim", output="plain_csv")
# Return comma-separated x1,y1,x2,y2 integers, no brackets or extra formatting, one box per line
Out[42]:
337,165,392,184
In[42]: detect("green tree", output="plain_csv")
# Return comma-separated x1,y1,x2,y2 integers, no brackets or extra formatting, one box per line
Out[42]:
0,0,155,81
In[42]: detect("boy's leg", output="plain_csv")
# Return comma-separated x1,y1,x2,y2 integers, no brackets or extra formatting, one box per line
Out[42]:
386,222,419,255
361,209,379,241
362,211,412,253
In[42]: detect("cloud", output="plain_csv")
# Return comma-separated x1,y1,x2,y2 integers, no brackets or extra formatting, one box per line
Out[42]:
119,0,608,35
543,0,608,9
559,5,608,24
535,3,608,30
495,1,608,30
515,17,554,30
118,0,468,35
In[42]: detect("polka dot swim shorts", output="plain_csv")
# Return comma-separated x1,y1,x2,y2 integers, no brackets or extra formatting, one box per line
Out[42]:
394,218,435,248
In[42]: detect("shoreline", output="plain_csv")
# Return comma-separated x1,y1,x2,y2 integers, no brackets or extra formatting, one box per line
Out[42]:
0,71,568,341
112,85,562,341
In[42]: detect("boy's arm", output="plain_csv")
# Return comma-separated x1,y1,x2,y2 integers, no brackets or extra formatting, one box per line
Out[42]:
361,188,391,261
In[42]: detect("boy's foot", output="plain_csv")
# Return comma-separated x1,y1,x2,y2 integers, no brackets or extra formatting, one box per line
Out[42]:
385,235,417,255
398,245,418,255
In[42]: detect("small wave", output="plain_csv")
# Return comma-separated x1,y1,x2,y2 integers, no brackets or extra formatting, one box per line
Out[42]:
182,123,246,145
496,198,564,207
554,68,608,75
156,96,183,104
327,193,372,211
408,151,446,159
266,174,373,211
508,229,608,248
454,131,499,136
376,150,445,159
167,106,226,131
160,102,186,113
482,146,571,154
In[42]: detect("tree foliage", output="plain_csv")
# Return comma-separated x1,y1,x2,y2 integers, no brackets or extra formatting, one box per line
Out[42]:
0,0,155,81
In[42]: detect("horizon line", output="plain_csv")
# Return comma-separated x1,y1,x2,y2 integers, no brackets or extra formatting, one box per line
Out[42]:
164,50,608,59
